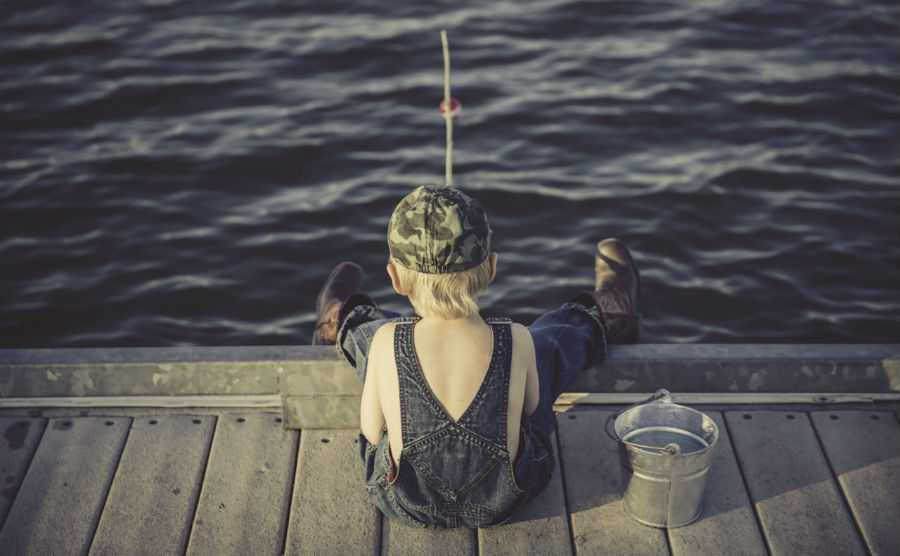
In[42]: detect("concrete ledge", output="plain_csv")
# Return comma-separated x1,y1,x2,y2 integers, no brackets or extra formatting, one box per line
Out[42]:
0,346,334,365
568,344,900,393
2,344,898,397
2,344,898,428
0,346,347,398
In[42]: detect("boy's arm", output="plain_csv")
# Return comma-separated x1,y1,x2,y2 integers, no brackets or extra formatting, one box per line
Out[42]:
360,326,388,445
518,324,540,416
524,361,540,417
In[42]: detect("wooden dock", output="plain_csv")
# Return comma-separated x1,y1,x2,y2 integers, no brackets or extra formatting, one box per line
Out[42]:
2,405,899,555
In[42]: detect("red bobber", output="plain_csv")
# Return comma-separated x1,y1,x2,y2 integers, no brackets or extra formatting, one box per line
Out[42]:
439,97,461,117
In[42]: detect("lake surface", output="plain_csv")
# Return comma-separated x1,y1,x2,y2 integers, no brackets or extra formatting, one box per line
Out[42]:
2,1,898,347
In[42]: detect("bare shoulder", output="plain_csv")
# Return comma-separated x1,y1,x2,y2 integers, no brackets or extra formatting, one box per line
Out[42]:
364,321,398,379
510,322,535,351
509,322,536,367
370,321,398,356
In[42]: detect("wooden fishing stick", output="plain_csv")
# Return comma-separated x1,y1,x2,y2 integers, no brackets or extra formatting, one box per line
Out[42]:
441,30,453,186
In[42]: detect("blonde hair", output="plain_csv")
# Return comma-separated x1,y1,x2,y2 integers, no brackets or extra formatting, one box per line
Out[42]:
392,256,493,319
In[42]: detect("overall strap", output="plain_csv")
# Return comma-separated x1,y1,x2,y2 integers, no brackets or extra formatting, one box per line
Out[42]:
455,320,512,448
394,319,451,447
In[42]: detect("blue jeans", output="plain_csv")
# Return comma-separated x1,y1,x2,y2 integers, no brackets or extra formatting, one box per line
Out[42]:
336,296,608,439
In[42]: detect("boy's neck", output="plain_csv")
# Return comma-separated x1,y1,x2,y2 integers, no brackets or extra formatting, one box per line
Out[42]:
417,313,485,327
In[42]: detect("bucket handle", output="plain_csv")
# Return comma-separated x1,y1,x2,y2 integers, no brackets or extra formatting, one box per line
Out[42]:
604,388,673,443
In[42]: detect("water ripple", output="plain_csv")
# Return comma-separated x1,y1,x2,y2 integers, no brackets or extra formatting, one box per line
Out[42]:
1,0,898,346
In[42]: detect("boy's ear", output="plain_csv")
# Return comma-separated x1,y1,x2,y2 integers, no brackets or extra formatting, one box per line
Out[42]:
386,260,406,296
488,253,498,284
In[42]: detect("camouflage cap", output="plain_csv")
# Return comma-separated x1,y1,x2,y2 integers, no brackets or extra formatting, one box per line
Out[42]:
388,185,492,274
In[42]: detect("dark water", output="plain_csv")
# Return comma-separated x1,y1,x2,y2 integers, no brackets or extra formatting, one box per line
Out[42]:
2,1,898,347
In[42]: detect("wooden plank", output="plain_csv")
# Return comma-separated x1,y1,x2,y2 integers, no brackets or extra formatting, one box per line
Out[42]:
556,410,667,555
0,417,130,556
382,521,474,556
725,411,866,556
282,393,360,429
0,418,46,528
285,429,379,555
37,407,276,418
90,415,215,556
186,413,298,556
811,411,900,555
667,413,767,556
478,431,572,556
0,395,281,408
554,392,900,406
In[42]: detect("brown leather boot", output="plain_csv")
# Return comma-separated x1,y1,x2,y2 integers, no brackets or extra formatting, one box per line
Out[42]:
593,238,640,343
312,262,365,345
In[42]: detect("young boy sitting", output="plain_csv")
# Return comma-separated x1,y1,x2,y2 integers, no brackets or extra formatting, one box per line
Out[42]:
312,185,640,528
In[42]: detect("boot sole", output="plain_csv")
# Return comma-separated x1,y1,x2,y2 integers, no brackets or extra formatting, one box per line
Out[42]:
316,262,364,314
595,239,641,315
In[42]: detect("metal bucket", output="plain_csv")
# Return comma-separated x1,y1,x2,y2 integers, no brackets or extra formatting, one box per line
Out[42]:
608,389,719,528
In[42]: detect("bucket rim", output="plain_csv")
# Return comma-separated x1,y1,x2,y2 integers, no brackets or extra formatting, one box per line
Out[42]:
620,425,712,455
612,393,720,451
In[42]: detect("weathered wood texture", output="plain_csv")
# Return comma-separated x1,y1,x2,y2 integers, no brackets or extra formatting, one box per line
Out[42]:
667,412,767,556
283,393,360,430
811,410,900,556
187,413,297,556
285,429,379,555
5,406,900,555
0,417,130,556
91,415,215,556
478,431,572,556
0,418,45,529
726,411,866,556
556,409,668,556
381,521,474,556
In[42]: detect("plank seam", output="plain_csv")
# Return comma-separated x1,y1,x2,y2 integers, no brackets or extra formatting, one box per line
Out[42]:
283,428,306,552
374,507,383,556
85,417,134,555
721,413,773,556
379,511,388,556
183,414,219,556
552,417,577,556
472,526,480,556
807,412,873,556
0,418,49,534
279,428,302,556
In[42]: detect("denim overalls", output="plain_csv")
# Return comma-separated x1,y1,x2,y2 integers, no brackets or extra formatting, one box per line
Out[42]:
338,299,607,528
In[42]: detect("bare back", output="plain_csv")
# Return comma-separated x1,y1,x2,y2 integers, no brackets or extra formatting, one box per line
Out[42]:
368,317,537,468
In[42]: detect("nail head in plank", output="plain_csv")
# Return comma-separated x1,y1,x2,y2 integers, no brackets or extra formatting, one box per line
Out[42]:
0,417,130,556
285,429,378,555
479,430,572,556
667,412,766,556
725,411,866,556
0,418,46,530
186,413,298,556
811,411,900,555
381,520,474,556
90,415,215,556
557,410,668,556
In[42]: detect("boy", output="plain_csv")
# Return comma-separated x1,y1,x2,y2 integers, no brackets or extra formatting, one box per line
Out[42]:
312,185,640,528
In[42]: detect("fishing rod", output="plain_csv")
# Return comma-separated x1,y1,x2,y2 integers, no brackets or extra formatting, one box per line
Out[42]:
439,30,460,187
